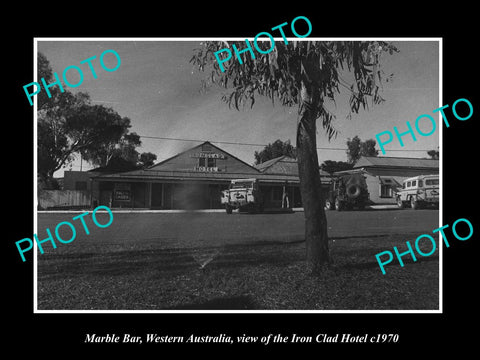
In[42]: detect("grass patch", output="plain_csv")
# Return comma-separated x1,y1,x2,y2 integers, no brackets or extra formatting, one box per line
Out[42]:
37,234,439,311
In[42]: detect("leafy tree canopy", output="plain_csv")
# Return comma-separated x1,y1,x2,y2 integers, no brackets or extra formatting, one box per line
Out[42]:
138,152,157,168
37,52,148,179
191,40,398,272
254,139,296,164
346,135,379,164
427,149,439,160
320,160,354,175
191,41,398,140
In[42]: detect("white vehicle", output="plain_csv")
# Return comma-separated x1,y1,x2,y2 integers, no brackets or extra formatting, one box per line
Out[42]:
395,174,439,209
220,178,264,214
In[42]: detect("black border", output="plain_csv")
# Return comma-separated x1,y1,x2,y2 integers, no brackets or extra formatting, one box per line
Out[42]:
6,5,478,355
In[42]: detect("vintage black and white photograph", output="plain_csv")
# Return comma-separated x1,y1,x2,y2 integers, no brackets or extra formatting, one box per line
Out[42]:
34,38,441,312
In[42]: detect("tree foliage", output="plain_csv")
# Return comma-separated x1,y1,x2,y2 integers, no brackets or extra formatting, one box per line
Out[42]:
191,41,398,140
254,139,296,164
138,152,157,168
38,52,57,108
427,149,439,160
38,90,133,178
346,135,379,164
320,160,354,175
190,40,398,272
37,52,152,179
81,129,157,170
81,129,140,168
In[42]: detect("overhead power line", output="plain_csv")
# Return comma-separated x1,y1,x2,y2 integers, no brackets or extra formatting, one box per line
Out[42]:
138,135,434,152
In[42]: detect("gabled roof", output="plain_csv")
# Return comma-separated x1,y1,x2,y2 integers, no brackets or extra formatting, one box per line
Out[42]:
255,155,331,177
354,156,439,169
93,141,260,180
148,141,259,172
92,142,332,183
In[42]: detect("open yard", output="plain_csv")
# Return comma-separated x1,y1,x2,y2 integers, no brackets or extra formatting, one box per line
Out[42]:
36,209,440,310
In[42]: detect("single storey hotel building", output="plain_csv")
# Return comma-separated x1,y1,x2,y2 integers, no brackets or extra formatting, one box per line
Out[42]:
61,142,438,210
89,141,331,210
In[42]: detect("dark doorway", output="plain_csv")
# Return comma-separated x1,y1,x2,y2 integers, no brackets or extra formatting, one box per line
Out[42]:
151,183,163,208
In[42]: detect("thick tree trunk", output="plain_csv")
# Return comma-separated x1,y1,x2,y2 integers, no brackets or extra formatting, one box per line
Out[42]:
296,83,331,273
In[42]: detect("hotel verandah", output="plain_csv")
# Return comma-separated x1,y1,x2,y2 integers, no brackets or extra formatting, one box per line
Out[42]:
59,141,439,210
86,141,330,210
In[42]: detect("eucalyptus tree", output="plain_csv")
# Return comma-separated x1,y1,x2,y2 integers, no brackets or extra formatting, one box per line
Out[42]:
191,40,398,272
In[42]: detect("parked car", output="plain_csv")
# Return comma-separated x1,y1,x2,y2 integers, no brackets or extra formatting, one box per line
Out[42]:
395,174,439,209
324,173,370,211
220,178,264,214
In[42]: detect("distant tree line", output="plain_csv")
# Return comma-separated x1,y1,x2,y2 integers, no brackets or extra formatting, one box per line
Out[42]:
255,136,379,175
427,149,439,159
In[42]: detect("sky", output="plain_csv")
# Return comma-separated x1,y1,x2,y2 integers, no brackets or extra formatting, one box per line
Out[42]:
36,39,440,177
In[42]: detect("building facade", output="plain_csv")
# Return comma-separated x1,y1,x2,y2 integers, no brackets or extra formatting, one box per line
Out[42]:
90,142,331,210
59,150,439,209
335,156,439,205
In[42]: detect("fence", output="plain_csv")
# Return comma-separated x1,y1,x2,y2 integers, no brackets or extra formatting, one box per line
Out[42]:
38,190,91,210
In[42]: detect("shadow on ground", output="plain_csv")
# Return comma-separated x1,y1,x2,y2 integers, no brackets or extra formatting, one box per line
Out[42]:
38,233,423,278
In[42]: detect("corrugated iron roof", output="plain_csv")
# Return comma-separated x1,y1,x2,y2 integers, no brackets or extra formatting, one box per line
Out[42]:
148,141,260,173
255,155,331,177
354,156,439,169
93,146,331,184
93,168,303,184
256,156,297,174
255,155,286,172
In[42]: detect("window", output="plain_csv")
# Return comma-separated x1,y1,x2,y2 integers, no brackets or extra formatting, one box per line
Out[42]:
198,157,216,168
380,184,393,198
418,180,423,187
379,177,396,198
426,179,439,185
407,181,411,187
411,180,416,187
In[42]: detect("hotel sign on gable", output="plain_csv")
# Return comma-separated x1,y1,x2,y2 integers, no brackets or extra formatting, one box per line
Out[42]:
190,152,227,159
191,152,226,172
194,166,221,172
